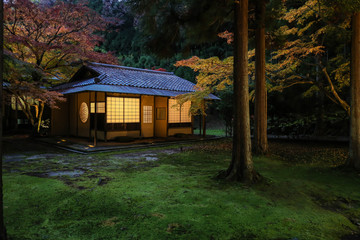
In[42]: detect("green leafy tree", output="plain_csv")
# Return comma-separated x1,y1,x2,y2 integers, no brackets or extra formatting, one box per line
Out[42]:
270,0,360,169
270,0,352,115
129,0,232,57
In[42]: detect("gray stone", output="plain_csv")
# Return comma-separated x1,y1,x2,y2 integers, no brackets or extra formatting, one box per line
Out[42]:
47,170,84,177
4,154,27,162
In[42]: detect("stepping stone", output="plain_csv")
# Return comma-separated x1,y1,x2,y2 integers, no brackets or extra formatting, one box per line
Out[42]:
4,154,27,162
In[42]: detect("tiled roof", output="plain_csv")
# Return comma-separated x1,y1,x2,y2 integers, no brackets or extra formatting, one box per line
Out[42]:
58,84,207,98
52,62,219,100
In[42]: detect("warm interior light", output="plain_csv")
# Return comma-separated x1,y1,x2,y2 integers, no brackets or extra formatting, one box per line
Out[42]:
143,106,152,123
106,97,139,123
90,102,105,113
79,102,89,123
168,99,191,123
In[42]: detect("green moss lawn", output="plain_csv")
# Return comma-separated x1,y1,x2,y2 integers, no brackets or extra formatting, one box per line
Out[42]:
3,139,360,240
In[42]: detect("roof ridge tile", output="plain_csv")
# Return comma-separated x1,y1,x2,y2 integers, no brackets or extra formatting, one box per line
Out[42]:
87,62,174,75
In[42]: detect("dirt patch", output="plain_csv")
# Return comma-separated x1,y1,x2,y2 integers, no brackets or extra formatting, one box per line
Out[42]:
151,213,166,218
101,217,119,227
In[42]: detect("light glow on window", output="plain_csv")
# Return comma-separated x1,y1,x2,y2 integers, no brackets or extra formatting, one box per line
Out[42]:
106,97,139,123
107,97,124,123
180,101,192,122
124,98,140,123
79,102,89,123
168,99,180,123
143,106,152,123
168,99,191,123
90,102,105,113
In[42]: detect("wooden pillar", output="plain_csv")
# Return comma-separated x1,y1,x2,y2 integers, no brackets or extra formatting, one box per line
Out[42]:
153,96,156,137
199,115,202,135
166,97,169,137
202,100,206,137
104,92,107,142
14,97,18,130
191,113,194,135
76,94,79,136
139,96,142,137
94,92,97,147
88,92,92,140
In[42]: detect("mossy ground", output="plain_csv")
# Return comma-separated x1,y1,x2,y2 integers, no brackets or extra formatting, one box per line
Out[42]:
3,138,360,240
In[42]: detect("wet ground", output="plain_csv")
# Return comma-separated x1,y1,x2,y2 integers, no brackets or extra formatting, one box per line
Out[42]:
3,135,187,189
34,135,216,153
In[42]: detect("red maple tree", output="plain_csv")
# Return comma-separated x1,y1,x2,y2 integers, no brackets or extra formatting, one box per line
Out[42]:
4,0,118,133
4,0,118,79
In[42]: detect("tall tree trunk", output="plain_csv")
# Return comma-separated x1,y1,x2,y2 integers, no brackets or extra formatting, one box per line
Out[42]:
199,115,202,136
0,0,8,237
202,100,206,137
226,0,259,182
253,0,268,154
349,12,360,169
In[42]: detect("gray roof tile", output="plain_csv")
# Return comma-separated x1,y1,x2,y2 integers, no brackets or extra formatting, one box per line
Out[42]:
87,62,195,92
52,62,219,100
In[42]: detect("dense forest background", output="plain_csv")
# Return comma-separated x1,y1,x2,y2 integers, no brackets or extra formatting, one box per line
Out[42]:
88,0,351,137
2,0,360,237
4,0,353,137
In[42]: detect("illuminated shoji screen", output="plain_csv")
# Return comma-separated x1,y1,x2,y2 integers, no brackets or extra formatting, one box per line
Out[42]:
106,97,140,123
168,99,191,123
124,98,140,123
106,97,124,123
180,101,192,122
143,106,152,123
168,99,180,123
90,102,105,113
